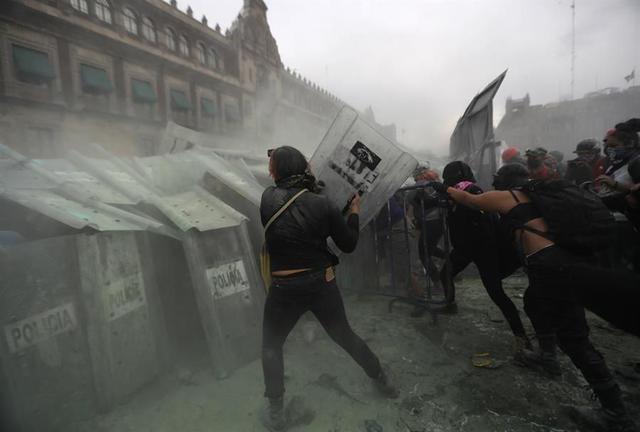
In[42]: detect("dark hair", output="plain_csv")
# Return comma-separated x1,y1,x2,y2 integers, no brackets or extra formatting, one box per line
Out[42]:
493,164,529,190
270,146,308,180
612,118,640,148
442,161,475,186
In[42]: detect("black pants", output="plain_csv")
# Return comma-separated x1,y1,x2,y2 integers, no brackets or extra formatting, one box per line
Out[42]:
524,246,622,396
527,246,640,339
440,247,527,337
262,270,382,399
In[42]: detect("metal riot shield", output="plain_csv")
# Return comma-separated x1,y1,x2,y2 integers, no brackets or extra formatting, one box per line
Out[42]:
309,107,418,238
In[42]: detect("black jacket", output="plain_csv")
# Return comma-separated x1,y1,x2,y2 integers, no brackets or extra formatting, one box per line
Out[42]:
260,186,359,271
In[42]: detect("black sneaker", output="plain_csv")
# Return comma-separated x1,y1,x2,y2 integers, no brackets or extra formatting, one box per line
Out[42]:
260,397,286,431
514,348,562,377
439,302,458,315
373,369,399,399
284,396,315,429
409,305,427,318
565,405,639,432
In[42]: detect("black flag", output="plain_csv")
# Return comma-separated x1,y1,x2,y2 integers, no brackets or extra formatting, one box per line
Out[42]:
624,69,635,83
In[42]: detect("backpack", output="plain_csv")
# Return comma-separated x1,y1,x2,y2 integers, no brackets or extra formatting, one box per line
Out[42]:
517,179,616,253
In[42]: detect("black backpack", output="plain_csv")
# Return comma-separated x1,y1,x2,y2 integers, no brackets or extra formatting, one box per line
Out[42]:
517,179,616,253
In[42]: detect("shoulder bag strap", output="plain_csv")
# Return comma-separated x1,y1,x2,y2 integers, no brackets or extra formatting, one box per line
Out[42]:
264,189,308,232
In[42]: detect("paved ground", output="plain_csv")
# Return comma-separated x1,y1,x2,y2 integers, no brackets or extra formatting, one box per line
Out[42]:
70,275,640,432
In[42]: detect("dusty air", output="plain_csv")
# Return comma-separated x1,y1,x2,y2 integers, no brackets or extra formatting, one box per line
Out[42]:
1,0,640,431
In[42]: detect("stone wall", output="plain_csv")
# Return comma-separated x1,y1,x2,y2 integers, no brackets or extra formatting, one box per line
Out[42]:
496,87,640,156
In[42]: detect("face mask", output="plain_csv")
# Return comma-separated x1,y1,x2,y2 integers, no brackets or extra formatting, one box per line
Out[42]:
606,146,633,162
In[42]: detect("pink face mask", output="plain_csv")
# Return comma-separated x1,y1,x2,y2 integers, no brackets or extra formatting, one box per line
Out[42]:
454,181,474,191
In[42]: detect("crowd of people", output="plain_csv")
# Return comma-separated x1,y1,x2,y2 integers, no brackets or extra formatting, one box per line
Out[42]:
500,118,640,236
405,118,640,432
258,118,640,432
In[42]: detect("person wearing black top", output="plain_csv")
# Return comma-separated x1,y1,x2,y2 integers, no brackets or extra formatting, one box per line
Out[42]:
439,161,530,353
448,164,639,432
260,146,397,431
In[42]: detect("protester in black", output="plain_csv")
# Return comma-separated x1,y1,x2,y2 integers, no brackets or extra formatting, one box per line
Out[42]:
260,146,397,431
565,138,606,185
440,161,531,354
448,164,639,432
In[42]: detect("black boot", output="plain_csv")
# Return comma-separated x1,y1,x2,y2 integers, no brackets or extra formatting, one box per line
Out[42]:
566,385,638,432
514,334,561,377
596,385,637,432
260,397,286,431
515,348,562,377
410,304,427,318
373,369,399,399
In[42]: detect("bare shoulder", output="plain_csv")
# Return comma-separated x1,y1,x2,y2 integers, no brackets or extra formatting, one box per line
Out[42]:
475,190,518,213
510,189,531,202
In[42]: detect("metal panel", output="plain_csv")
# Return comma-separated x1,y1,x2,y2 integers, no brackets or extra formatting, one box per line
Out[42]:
160,186,248,232
1,189,162,232
0,158,131,205
183,221,265,379
157,121,213,154
0,236,96,432
34,159,133,205
0,144,168,234
65,152,155,205
309,106,418,232
76,232,163,410
180,148,264,206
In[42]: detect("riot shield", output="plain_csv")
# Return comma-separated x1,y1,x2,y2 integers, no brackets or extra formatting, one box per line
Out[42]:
309,107,418,235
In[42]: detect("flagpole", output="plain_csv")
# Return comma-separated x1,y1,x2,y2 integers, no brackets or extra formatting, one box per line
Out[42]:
570,0,576,99
635,3,639,87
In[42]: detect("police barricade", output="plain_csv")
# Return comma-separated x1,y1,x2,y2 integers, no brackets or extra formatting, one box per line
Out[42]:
0,197,168,431
64,146,267,375
173,189,266,379
128,147,265,266
369,182,453,321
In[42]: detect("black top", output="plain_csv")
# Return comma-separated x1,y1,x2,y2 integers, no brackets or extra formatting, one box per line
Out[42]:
504,190,542,228
448,183,496,256
260,186,359,272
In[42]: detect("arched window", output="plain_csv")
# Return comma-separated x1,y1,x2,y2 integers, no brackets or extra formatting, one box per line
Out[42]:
196,43,206,65
70,0,88,14
94,0,112,23
178,35,189,56
207,48,217,68
165,28,177,51
141,17,156,42
123,7,138,35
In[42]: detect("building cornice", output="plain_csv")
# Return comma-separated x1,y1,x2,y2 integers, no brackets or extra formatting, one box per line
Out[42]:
7,0,242,89
142,0,230,46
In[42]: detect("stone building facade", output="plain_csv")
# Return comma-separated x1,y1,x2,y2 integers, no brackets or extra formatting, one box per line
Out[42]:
496,86,640,156
0,0,348,158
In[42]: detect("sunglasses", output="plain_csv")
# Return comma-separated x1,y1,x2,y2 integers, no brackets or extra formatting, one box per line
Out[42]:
267,148,274,157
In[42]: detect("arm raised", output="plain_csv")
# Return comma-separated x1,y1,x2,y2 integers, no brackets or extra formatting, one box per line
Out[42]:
447,187,510,213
